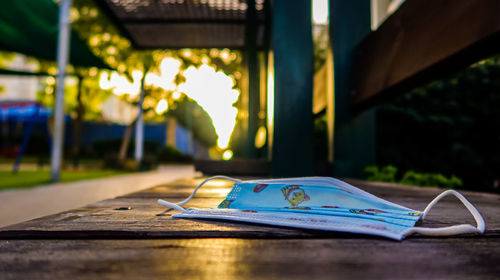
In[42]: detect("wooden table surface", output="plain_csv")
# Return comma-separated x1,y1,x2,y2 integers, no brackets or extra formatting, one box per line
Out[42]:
1,177,499,279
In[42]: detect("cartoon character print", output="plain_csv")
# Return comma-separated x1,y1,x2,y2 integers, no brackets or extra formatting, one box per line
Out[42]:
365,209,388,214
253,184,268,193
240,210,258,213
281,185,310,207
362,224,388,231
350,209,374,215
350,209,387,215
218,199,234,209
321,205,339,209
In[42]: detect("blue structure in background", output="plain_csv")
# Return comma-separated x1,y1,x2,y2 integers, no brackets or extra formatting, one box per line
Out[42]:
0,101,53,172
73,121,190,154
1,101,193,170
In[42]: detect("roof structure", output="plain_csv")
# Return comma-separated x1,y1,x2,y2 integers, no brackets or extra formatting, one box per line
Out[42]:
95,0,270,49
0,0,110,69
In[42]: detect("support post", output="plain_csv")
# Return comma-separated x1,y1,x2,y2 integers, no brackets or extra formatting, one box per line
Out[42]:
50,0,72,182
13,122,34,173
166,117,176,147
244,0,259,158
134,72,145,164
330,0,375,178
271,0,314,177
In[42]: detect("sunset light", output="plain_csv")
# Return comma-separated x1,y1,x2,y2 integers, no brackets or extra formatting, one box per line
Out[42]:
179,64,239,149
98,57,240,150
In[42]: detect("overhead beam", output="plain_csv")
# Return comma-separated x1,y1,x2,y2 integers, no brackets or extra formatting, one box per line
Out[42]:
351,0,500,111
92,0,139,48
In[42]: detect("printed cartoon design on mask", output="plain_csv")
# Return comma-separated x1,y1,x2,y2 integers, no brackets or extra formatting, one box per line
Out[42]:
240,210,258,213
253,184,269,193
218,199,234,209
408,212,421,216
281,185,310,207
366,209,388,214
350,209,387,215
350,209,374,215
287,206,311,210
362,224,388,231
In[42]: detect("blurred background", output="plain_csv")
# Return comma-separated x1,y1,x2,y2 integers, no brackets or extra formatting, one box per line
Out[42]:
0,0,499,194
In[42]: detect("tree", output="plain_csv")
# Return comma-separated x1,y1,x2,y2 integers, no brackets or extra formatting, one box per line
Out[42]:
376,56,500,193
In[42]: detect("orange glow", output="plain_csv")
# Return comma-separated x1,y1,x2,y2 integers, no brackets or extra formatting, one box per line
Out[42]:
99,57,240,150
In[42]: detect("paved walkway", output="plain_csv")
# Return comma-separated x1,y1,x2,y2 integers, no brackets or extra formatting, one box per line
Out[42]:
0,165,197,227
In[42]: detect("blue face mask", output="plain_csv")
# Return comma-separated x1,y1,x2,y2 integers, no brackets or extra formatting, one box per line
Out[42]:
158,176,485,240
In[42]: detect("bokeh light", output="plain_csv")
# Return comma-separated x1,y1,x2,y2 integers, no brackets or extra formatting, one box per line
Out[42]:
155,99,168,114
222,150,233,160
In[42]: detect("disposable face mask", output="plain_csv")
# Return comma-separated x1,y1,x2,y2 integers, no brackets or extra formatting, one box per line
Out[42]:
158,176,485,240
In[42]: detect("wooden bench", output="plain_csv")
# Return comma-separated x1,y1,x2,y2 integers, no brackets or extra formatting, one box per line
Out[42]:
1,177,499,279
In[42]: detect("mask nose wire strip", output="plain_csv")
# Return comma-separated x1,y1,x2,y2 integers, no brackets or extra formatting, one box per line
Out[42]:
403,190,486,237
157,175,242,212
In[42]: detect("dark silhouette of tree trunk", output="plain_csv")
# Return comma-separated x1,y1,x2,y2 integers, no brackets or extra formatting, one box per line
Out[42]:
118,117,137,162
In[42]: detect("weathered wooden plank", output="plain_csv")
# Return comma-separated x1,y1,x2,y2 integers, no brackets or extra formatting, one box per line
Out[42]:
351,0,500,109
0,238,499,280
1,178,499,239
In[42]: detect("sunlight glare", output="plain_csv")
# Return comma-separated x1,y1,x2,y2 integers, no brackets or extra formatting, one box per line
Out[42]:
145,57,181,91
155,99,168,114
178,64,239,149
222,150,233,160
99,70,142,97
312,0,329,25
99,57,240,151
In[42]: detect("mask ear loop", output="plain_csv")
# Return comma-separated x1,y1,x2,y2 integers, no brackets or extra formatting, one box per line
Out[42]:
403,190,486,238
157,175,242,212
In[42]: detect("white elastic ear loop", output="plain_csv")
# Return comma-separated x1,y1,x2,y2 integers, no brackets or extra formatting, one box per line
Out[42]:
403,190,486,237
157,175,242,212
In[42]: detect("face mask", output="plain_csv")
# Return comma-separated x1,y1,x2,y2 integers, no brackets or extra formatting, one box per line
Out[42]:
158,176,485,240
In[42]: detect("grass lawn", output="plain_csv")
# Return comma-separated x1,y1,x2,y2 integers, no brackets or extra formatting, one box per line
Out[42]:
0,169,128,191
0,156,101,166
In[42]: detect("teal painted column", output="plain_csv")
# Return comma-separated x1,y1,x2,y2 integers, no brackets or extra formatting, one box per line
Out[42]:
330,0,375,178
271,0,314,177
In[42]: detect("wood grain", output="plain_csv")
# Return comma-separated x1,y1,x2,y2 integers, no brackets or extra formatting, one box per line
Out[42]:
0,177,499,278
1,178,499,239
0,238,499,280
351,0,500,110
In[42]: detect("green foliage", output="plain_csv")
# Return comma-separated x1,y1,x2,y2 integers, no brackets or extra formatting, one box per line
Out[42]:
377,56,500,192
0,50,19,94
364,165,398,183
167,96,218,147
364,165,463,189
0,170,127,191
10,0,242,154
400,171,463,189
158,145,193,163
0,50,16,68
